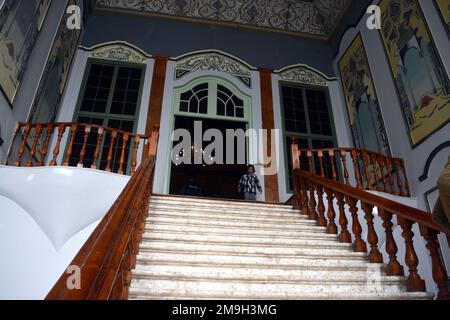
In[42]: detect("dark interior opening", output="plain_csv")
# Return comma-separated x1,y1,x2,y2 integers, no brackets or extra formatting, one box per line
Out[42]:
169,116,248,200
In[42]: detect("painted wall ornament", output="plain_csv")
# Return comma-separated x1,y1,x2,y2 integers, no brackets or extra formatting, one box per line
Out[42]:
338,33,391,157
277,65,330,87
379,0,450,147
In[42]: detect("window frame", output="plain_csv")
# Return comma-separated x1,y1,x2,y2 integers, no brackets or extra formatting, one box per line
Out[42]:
69,58,146,173
279,82,339,192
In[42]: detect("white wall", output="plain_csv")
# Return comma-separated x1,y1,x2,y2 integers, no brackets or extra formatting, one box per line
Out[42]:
0,165,129,299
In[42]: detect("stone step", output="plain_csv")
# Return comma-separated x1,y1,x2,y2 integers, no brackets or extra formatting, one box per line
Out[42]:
128,278,413,298
149,209,309,224
149,206,304,221
135,252,376,271
145,224,335,239
141,232,346,248
138,240,365,258
147,214,318,228
129,290,434,300
132,264,400,283
151,195,293,211
147,219,330,234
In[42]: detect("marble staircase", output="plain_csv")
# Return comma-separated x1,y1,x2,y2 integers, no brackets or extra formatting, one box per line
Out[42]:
128,195,434,300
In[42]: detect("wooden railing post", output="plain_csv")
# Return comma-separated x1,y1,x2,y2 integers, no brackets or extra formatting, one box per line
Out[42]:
351,150,363,189
38,123,55,166
105,131,118,173
379,209,404,276
362,203,383,263
25,124,43,167
370,153,381,192
91,128,104,169
386,158,396,195
130,136,141,175
148,126,159,158
419,225,450,300
14,124,31,167
318,151,325,178
78,125,91,168
325,188,338,234
347,196,367,252
308,183,319,221
316,184,327,227
340,151,350,185
398,217,426,292
394,159,405,197
361,150,372,191
301,178,311,218
63,124,78,166
307,150,313,173
50,124,66,166
329,150,337,181
118,133,129,175
400,159,411,196
377,156,388,192
336,192,352,243
4,122,20,166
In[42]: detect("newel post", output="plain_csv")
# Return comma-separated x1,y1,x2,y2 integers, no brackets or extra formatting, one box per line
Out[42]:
148,126,160,157
290,137,301,210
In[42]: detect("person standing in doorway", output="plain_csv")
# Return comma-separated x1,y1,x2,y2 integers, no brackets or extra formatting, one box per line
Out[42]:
238,164,263,201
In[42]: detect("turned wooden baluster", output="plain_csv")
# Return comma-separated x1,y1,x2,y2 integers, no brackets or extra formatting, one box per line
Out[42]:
340,151,350,185
385,158,396,195
400,159,411,196
130,136,141,175
419,226,450,300
50,124,66,166
316,185,327,227
4,122,20,165
393,159,405,197
398,217,426,292
377,156,388,192
77,125,91,168
308,182,319,221
329,150,337,181
351,150,363,189
63,124,78,166
105,130,118,173
325,188,338,234
379,209,404,276
14,124,31,167
347,196,368,252
361,203,383,263
118,133,129,175
361,150,373,190
307,150,313,173
370,153,381,192
335,192,352,243
25,124,43,167
318,151,325,178
91,128,104,169
300,178,310,217
290,137,302,210
37,124,55,166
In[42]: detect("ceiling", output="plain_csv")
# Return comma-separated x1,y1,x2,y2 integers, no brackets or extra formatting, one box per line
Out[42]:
94,0,352,39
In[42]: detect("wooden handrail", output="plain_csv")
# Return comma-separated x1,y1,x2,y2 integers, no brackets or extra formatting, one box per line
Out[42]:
4,122,151,175
292,139,411,197
46,127,159,300
290,139,450,300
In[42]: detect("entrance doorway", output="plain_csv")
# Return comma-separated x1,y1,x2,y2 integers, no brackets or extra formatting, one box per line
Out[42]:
169,116,247,200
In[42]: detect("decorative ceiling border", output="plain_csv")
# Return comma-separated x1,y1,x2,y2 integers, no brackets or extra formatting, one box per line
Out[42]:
275,64,337,87
172,50,256,88
80,41,152,63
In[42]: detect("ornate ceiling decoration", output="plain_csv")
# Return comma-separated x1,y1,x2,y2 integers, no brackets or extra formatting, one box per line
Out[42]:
95,0,351,38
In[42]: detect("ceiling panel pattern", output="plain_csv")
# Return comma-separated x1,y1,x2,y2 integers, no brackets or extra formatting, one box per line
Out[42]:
95,0,350,37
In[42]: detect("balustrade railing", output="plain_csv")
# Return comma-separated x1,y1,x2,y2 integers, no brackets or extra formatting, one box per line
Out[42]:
294,142,411,197
4,122,152,175
291,139,450,300
45,127,159,300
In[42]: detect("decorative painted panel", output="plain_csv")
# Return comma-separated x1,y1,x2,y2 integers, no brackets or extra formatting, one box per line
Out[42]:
338,34,391,156
175,52,253,88
379,0,450,147
88,43,149,63
0,0,52,105
96,0,350,37
29,0,81,124
435,0,450,35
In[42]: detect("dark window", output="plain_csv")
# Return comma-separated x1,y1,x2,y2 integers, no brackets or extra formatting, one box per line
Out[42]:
281,84,337,190
179,83,209,115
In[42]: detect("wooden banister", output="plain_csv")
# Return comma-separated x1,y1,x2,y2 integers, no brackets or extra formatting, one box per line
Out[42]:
294,146,411,197
290,139,450,300
45,127,159,300
4,122,151,176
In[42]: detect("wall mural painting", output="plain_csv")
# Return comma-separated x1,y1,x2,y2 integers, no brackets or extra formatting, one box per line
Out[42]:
339,33,391,157
27,0,80,163
0,0,52,105
379,0,450,147
435,0,450,35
